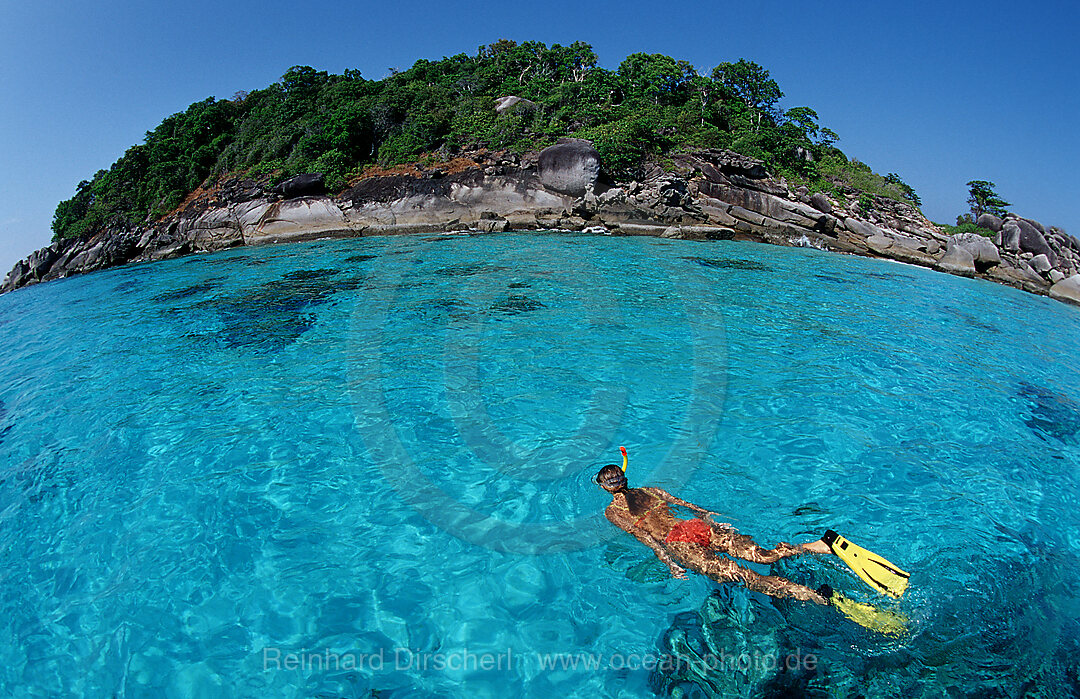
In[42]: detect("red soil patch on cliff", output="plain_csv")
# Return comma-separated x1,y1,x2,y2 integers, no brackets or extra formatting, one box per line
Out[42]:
347,152,491,186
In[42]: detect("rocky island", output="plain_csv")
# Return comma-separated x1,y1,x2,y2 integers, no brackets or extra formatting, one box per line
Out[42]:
5,42,1078,305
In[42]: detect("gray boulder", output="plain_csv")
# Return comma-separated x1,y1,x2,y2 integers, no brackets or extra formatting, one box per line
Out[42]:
538,139,601,196
25,243,62,280
1016,218,1057,263
1030,254,1052,274
867,233,893,254
2,260,29,291
976,213,1003,232
1051,231,1075,251
935,241,976,276
1021,217,1048,234
1049,274,1080,306
274,173,325,198
950,232,1001,268
845,218,883,240
494,96,537,114
809,192,833,214
1001,221,1022,252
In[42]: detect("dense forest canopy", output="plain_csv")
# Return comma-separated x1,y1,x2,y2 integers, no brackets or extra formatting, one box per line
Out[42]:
51,40,919,242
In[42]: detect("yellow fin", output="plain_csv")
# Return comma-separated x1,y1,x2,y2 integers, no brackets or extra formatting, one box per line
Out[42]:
831,592,908,636
822,530,910,599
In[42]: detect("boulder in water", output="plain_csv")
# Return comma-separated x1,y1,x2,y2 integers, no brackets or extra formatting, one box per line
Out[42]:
936,241,977,276
950,232,1001,269
1049,274,1080,306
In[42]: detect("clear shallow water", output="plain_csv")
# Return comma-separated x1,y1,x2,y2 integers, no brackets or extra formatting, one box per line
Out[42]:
0,232,1078,697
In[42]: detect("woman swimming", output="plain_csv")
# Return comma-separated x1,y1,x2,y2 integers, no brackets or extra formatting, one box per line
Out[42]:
596,463,831,604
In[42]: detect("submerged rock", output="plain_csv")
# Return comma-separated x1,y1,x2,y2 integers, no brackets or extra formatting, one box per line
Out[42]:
1019,380,1080,444
489,294,545,316
650,588,814,697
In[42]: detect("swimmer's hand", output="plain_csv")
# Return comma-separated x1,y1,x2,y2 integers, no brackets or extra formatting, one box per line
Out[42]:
669,564,687,580
702,512,732,529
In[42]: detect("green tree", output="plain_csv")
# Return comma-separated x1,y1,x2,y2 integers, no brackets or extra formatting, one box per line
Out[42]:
711,59,782,133
966,180,1009,218
618,53,694,107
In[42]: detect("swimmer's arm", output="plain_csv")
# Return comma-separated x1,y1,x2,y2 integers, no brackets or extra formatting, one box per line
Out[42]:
606,509,686,580
642,488,716,518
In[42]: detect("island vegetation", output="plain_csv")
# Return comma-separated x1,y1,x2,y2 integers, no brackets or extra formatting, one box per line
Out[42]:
51,40,923,242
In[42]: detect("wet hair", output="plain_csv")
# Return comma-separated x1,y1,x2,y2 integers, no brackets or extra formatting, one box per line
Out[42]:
596,465,658,517
595,464,627,491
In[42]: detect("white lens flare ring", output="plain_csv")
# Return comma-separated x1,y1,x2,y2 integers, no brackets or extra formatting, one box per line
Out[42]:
345,233,729,554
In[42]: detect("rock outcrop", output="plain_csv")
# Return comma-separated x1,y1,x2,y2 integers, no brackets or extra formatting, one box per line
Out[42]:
1050,275,1080,305
950,232,1001,271
536,138,600,197
936,240,977,276
493,96,537,114
5,141,1080,310
273,173,325,198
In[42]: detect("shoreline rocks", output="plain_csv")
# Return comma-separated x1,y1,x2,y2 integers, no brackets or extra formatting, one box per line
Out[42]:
5,144,1080,310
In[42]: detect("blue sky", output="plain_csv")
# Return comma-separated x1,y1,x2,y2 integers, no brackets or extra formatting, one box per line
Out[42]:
1,0,1077,274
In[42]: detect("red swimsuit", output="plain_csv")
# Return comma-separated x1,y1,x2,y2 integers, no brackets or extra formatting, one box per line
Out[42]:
623,494,713,547
665,518,712,546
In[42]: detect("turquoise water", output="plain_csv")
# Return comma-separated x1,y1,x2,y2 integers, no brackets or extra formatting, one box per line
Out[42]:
1,232,1079,697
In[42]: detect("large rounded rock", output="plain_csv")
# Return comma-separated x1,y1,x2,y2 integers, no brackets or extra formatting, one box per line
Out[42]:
950,232,1001,269
809,192,833,214
935,241,976,276
538,139,601,197
845,218,883,240
976,213,1003,232
274,173,325,198
1049,274,1080,306
1016,218,1057,264
1022,217,1048,234
1030,254,1052,274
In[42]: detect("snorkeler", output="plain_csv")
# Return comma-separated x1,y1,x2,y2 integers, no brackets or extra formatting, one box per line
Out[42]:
596,448,910,631
596,462,830,603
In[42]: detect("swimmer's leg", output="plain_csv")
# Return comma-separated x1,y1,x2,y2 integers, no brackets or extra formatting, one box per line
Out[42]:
699,555,827,604
709,527,830,564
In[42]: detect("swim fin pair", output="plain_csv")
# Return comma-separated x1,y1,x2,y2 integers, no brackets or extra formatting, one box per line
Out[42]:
821,529,910,599
817,584,907,636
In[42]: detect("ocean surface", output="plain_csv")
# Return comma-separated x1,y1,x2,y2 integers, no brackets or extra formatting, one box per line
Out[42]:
1,232,1078,697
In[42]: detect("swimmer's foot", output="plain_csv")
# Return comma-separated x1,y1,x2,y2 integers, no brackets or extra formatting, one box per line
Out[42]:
799,539,832,555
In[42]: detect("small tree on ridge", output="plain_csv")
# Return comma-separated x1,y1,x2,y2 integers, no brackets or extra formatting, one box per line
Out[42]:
967,180,1010,218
